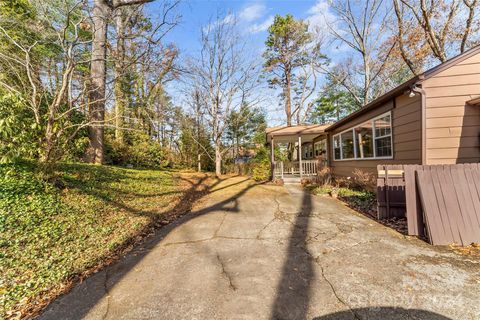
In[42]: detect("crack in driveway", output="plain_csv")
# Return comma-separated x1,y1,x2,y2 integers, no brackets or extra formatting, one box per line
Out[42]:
37,177,480,320
216,253,237,291
319,265,361,320
102,268,111,320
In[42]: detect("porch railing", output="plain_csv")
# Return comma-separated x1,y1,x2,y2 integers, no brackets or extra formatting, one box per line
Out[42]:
273,160,327,178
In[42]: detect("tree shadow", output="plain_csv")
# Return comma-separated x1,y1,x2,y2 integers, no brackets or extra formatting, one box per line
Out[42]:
270,189,454,320
456,102,480,163
313,307,452,320
271,187,314,320
38,174,259,319
58,162,250,222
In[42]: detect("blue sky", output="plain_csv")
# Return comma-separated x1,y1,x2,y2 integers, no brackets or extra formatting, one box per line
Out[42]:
159,1,321,54
146,0,340,126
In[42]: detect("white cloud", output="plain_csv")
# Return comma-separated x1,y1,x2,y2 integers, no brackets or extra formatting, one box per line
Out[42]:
222,13,236,25
202,13,236,33
240,3,266,22
305,0,337,35
248,15,274,34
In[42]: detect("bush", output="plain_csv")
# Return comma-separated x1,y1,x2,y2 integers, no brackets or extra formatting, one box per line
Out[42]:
316,167,333,185
251,159,270,181
0,92,89,166
351,168,376,190
129,139,169,168
105,131,171,168
0,93,40,162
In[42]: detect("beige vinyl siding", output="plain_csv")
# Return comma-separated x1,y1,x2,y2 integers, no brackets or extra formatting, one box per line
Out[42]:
422,52,480,164
426,63,480,78
328,94,422,177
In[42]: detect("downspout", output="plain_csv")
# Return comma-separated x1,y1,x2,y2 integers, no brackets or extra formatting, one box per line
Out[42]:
412,83,427,165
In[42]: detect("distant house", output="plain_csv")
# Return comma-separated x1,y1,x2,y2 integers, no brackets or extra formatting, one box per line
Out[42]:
266,45,480,181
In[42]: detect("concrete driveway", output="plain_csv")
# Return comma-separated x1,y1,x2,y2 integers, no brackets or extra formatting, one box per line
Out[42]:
40,177,480,320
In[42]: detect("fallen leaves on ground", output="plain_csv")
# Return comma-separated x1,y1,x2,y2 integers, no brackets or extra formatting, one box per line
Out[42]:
1,163,216,320
449,243,480,257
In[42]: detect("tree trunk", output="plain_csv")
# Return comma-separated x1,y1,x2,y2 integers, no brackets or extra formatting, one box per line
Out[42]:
114,8,126,143
86,0,109,164
285,66,292,126
215,143,222,177
363,53,370,105
460,0,477,53
393,0,419,75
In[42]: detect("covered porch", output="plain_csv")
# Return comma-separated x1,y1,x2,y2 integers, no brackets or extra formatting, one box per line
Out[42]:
266,124,330,180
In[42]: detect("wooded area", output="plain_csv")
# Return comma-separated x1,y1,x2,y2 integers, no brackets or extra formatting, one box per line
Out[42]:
0,0,479,177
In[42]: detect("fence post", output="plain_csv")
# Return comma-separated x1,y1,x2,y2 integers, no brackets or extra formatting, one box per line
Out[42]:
298,135,302,179
405,165,424,236
385,167,390,218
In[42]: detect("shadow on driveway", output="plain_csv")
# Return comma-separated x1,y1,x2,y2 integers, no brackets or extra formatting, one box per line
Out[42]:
313,307,452,319
39,175,259,319
39,177,469,320
271,186,314,319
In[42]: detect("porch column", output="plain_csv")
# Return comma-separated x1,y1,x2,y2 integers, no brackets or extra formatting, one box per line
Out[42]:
326,134,330,167
270,137,275,180
298,135,302,178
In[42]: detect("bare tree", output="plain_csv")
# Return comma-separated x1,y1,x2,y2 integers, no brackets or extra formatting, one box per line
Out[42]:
396,0,459,63
187,15,260,177
291,45,326,124
390,0,480,77
392,0,421,74
0,1,94,174
112,6,128,143
461,0,479,52
396,0,480,66
110,1,180,143
327,0,394,105
86,0,154,164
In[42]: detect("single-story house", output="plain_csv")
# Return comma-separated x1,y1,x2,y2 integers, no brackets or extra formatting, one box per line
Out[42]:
266,45,480,181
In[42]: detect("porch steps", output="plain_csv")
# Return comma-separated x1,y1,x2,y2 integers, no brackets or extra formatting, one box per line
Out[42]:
282,177,302,184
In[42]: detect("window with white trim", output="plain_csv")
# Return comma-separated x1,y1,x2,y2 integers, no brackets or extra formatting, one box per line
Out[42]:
340,130,354,159
333,112,393,161
303,144,313,159
374,114,392,157
333,135,341,160
354,122,374,158
314,140,326,157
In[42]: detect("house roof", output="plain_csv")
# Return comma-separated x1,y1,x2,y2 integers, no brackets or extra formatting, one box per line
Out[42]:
265,124,330,143
266,124,330,136
325,45,480,132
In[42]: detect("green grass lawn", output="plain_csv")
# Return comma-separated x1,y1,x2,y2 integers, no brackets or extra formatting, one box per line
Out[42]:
0,162,210,319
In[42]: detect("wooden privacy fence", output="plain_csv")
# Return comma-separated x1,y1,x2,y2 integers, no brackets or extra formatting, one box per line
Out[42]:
377,163,480,246
377,165,407,219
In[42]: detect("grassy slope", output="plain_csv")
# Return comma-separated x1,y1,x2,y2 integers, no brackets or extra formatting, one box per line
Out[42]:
0,162,209,318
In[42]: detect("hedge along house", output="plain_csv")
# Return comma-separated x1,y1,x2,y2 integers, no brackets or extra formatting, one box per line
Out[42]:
266,45,480,182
